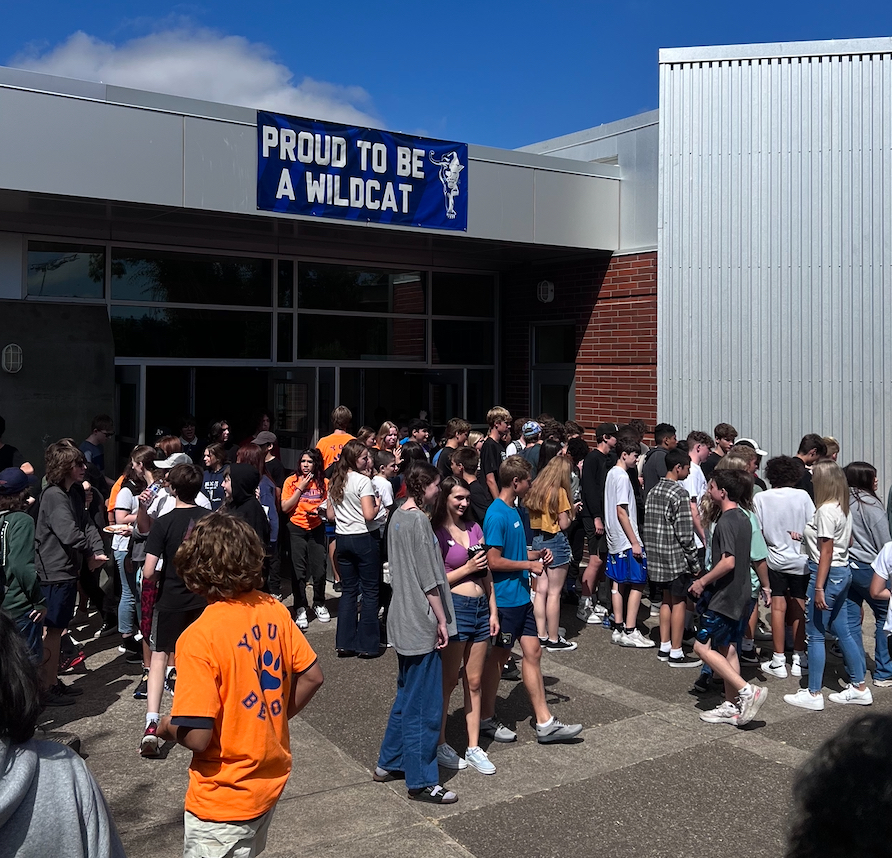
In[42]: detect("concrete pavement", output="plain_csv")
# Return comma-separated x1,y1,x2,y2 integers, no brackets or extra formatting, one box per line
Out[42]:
39,592,891,858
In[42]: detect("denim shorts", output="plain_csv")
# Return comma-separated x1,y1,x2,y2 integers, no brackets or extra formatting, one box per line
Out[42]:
450,593,491,642
606,549,648,585
532,531,571,568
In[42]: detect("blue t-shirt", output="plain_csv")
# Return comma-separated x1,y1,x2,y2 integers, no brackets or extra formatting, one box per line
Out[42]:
483,499,529,608
79,440,104,472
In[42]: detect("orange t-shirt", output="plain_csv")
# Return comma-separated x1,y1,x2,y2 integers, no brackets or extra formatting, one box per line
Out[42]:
316,432,354,470
171,591,318,821
281,475,326,531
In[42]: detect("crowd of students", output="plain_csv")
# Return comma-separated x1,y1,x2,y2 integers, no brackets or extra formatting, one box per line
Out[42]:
1,404,892,851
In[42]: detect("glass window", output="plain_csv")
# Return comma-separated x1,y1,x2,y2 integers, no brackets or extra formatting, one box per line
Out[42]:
278,260,294,308
297,314,425,361
432,320,494,365
111,306,271,359
298,263,426,314
27,241,105,299
466,369,494,424
277,314,293,363
110,249,272,306
431,272,495,316
534,323,576,364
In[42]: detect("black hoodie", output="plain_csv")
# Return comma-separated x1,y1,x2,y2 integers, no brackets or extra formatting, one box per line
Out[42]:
225,463,271,548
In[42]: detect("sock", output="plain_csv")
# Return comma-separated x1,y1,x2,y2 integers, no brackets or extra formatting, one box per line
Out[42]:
670,648,684,659
739,683,753,697
741,638,754,652
146,712,159,728
660,642,671,653
537,716,554,729
625,625,636,634
165,665,174,677
375,766,390,777
771,652,785,665
581,596,592,608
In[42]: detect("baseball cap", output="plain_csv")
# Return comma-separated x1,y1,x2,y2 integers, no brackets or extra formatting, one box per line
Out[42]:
522,420,542,438
153,452,193,469
736,438,768,456
253,431,277,447
0,467,28,495
596,422,620,439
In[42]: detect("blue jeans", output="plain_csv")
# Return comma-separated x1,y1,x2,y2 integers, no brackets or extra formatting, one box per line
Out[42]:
335,532,380,654
848,560,892,681
115,549,139,636
806,561,866,693
377,650,443,790
15,613,45,663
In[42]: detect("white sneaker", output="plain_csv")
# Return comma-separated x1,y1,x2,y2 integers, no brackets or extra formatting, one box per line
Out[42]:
699,700,740,724
314,605,331,623
761,658,788,678
464,745,496,775
828,684,873,706
783,689,824,711
619,628,656,649
791,653,808,677
611,628,622,644
436,742,468,769
295,608,308,630
736,684,768,726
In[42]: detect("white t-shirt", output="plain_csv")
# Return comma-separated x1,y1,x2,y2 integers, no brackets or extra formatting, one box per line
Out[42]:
605,465,638,554
372,474,395,530
754,487,815,574
802,502,852,566
148,487,212,519
334,471,377,535
870,542,892,633
681,462,708,548
112,485,138,552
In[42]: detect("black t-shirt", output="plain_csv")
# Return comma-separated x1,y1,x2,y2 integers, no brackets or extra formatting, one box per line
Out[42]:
435,447,456,478
795,469,814,500
467,479,494,525
701,451,722,481
146,507,209,613
707,507,753,620
479,437,506,487
265,457,287,489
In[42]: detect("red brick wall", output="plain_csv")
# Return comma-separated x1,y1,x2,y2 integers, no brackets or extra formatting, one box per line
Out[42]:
500,250,657,433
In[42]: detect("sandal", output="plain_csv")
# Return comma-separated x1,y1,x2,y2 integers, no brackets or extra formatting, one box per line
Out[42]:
408,784,457,804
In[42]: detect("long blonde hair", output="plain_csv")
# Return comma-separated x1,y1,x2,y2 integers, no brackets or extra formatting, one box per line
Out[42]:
525,455,574,521
813,459,850,515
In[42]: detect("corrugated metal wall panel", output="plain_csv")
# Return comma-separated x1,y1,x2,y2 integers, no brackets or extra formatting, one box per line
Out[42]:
658,46,892,492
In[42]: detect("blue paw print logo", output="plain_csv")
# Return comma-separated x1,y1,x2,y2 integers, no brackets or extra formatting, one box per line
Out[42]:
259,650,282,691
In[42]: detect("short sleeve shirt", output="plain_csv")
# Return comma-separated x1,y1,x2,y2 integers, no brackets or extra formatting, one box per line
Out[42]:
802,502,852,566
146,507,210,613
170,592,318,821
707,507,753,620
316,432,355,471
605,466,638,554
870,543,892,633
333,471,376,535
527,488,571,534
483,499,529,608
479,438,506,486
282,475,326,531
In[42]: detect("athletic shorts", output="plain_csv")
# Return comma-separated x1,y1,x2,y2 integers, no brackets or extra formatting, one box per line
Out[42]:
658,572,692,601
450,593,491,643
150,606,205,653
494,602,538,649
583,522,608,558
768,568,809,600
695,609,738,649
40,580,78,629
606,550,648,585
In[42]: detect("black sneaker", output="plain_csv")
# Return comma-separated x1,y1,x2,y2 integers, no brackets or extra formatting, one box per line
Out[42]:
54,681,84,697
94,620,118,639
501,659,521,681
739,649,759,665
544,637,578,652
43,685,75,707
668,654,703,668
118,636,142,655
164,669,177,696
59,636,86,673
692,673,711,694
133,671,149,700
657,649,671,662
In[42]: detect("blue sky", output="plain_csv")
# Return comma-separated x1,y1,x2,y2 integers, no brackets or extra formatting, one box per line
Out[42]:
3,2,892,148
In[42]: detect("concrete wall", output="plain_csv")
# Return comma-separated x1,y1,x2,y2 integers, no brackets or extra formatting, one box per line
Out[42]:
0,300,115,476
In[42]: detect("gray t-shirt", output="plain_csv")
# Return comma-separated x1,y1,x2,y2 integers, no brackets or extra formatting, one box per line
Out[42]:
707,507,753,620
386,506,456,656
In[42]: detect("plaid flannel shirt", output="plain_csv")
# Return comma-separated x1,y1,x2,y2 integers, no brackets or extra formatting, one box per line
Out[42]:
642,478,701,583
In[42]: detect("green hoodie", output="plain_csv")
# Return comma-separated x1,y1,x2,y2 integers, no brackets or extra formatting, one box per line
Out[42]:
0,510,46,619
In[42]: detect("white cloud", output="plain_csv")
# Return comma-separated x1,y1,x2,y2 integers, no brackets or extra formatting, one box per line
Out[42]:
9,28,381,127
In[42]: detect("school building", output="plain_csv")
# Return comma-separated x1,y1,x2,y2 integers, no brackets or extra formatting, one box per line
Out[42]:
0,36,890,485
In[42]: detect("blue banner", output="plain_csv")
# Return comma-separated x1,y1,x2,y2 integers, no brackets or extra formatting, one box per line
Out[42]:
257,111,468,231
